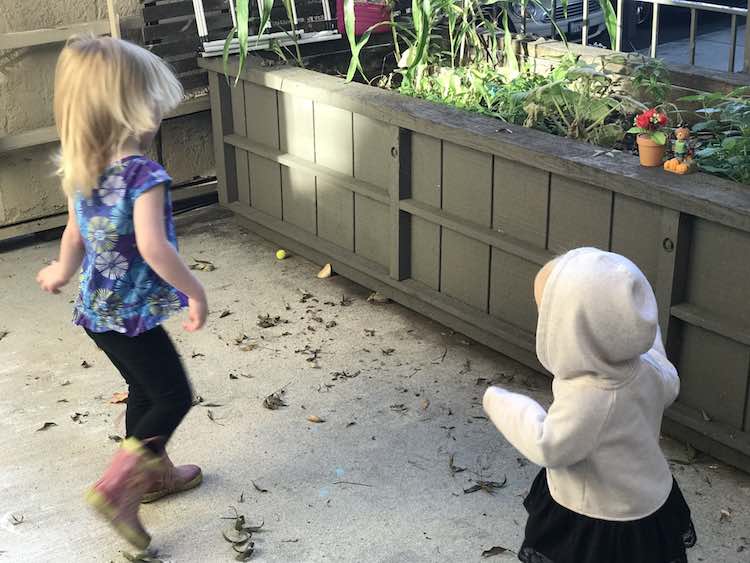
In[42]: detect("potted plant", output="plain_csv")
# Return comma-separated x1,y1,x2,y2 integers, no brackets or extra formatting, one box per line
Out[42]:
628,108,668,167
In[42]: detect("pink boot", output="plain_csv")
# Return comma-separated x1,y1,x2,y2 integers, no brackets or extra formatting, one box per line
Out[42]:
85,438,159,549
141,453,202,504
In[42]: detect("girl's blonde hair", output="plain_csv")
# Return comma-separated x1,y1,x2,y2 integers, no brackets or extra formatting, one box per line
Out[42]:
54,36,183,197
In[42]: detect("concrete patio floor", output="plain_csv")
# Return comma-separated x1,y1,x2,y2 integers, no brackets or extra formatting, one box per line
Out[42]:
1,206,749,563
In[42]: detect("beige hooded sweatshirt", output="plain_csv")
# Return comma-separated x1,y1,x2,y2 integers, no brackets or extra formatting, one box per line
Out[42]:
483,247,680,521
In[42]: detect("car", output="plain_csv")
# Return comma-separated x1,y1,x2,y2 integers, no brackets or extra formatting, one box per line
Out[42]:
506,0,607,40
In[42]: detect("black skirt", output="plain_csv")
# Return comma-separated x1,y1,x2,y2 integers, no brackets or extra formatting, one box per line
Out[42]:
519,469,696,563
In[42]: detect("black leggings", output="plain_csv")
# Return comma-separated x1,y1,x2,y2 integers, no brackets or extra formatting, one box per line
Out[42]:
85,326,193,453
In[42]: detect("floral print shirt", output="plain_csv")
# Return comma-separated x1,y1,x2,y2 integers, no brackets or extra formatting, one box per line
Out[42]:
73,156,187,336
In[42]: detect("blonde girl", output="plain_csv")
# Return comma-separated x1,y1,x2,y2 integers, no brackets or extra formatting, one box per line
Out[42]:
36,36,208,549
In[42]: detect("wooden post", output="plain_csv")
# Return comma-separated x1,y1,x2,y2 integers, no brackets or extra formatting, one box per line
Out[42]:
390,128,412,281
106,0,121,38
655,209,692,359
208,71,239,204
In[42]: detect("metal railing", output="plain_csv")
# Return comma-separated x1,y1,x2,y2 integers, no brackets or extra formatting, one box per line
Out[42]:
540,0,750,73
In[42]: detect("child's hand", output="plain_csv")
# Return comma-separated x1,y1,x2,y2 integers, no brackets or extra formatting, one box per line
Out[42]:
36,261,69,294
184,293,208,332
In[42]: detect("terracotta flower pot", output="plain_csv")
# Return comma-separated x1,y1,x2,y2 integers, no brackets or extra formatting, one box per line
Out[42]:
636,135,666,167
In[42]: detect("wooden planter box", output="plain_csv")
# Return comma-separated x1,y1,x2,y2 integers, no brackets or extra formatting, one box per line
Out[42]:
200,56,750,472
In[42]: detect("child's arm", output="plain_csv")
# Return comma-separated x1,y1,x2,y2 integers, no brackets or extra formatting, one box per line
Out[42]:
483,383,612,469
133,184,207,331
36,198,85,293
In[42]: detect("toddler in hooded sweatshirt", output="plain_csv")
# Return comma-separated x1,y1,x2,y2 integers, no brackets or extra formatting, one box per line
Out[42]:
483,247,696,563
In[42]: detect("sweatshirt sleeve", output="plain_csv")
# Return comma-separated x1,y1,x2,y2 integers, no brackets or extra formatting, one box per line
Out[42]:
482,385,612,469
647,326,680,407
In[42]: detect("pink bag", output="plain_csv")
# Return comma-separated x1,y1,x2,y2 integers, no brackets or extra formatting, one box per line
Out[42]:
336,0,391,36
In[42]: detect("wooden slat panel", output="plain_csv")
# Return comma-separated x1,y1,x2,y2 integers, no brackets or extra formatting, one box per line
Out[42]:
411,133,441,207
244,82,280,147
440,142,491,310
355,197,391,268
143,14,233,41
401,198,553,266
490,250,538,333
548,176,612,254
0,20,110,50
314,102,354,250
279,93,316,233
410,216,440,290
354,114,394,191
676,322,750,429
143,0,228,22
409,133,441,289
0,126,57,155
243,82,281,218
169,58,201,75
147,38,200,58
250,156,282,218
442,142,492,226
231,83,251,206
178,72,209,91
225,134,388,204
672,303,750,347
685,219,750,326
610,194,661,286
493,156,549,248
354,114,393,268
441,230,490,311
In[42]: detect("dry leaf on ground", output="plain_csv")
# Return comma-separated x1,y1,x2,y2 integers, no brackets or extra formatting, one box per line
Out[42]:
263,391,287,410
189,258,216,271
449,454,466,476
464,476,508,495
252,481,269,493
317,263,333,278
109,391,129,404
36,422,57,432
257,314,287,328
123,551,163,563
307,415,325,423
367,292,391,304
481,546,511,558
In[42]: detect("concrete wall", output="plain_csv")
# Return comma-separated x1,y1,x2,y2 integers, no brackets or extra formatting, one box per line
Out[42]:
0,0,215,227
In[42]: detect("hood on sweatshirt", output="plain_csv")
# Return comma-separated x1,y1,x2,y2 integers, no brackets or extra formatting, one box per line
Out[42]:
536,248,658,385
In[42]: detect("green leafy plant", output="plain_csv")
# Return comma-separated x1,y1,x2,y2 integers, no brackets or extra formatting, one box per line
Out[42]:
522,55,645,145
223,0,302,79
682,88,750,183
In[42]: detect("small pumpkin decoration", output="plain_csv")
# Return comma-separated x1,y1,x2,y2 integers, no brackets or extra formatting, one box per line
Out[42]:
664,158,696,175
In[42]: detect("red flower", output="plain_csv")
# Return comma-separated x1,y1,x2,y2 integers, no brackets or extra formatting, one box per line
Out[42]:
634,108,666,130
635,112,651,129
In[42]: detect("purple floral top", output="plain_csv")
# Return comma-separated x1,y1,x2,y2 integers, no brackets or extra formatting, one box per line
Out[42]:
73,156,187,336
